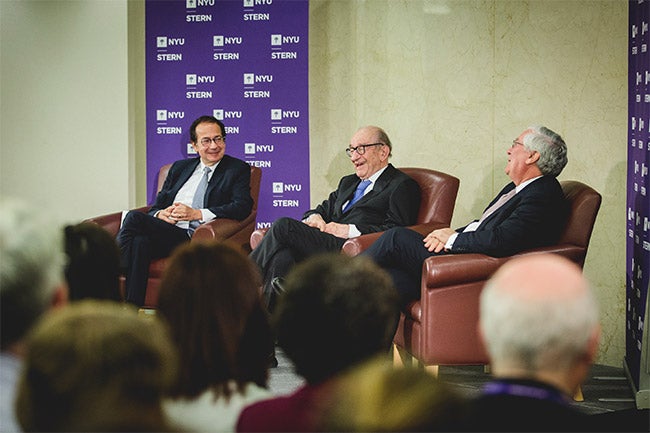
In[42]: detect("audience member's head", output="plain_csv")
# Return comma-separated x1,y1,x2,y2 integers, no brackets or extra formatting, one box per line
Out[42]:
275,253,400,384
64,221,122,302
157,241,273,400
15,300,177,432
479,254,600,395
324,356,466,432
0,198,68,354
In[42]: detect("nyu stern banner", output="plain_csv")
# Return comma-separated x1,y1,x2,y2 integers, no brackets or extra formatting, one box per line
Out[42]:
145,0,310,228
626,0,650,405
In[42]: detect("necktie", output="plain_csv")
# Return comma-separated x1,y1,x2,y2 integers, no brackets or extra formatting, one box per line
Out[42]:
343,179,371,212
189,166,211,234
477,188,517,224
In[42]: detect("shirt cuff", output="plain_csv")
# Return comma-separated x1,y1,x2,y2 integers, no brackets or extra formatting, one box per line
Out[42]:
200,209,216,223
445,232,458,250
348,224,361,238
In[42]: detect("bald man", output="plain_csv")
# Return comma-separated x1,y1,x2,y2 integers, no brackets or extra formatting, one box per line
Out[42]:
460,254,599,431
250,125,421,314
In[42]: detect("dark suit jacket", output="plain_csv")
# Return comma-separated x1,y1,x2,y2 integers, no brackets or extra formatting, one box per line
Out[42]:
452,175,568,257
303,164,421,234
457,378,590,432
148,155,253,221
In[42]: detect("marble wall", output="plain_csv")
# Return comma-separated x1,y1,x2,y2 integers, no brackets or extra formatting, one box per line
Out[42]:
308,0,628,366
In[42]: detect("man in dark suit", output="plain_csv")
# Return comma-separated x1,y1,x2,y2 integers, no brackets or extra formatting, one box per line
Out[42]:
458,254,600,431
362,124,569,304
117,115,253,307
250,125,421,313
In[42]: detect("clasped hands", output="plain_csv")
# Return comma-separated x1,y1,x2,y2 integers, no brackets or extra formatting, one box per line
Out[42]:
423,227,455,253
158,203,202,224
303,214,349,238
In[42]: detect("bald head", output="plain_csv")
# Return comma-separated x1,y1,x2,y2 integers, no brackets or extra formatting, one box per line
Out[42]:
480,254,599,377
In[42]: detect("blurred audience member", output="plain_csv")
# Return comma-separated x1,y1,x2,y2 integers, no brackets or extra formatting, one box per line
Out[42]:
157,241,274,432
0,198,68,432
460,254,599,431
236,253,400,432
15,300,177,432
64,221,122,302
323,356,466,432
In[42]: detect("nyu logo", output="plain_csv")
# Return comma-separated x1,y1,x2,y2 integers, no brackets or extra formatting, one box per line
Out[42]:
213,35,243,46
213,109,242,120
243,0,273,6
187,0,215,7
156,110,185,121
244,143,274,154
271,108,300,120
157,36,185,48
243,73,273,84
186,74,215,85
271,34,300,46
272,182,301,193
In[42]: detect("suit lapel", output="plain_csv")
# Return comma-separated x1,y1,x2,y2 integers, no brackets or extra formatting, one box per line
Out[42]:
175,159,200,193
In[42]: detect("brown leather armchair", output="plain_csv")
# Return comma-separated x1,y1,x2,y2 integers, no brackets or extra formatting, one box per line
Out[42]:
391,180,602,375
249,167,460,253
87,164,262,308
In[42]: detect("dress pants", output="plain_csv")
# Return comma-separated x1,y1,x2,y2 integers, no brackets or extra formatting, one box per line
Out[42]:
117,210,191,306
249,217,346,312
361,226,446,304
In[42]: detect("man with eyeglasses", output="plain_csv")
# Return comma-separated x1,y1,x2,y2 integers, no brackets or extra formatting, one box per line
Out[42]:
361,124,569,305
250,125,421,316
117,115,253,307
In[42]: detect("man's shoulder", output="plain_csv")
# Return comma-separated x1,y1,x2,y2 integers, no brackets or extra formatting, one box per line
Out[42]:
378,164,417,182
220,154,250,171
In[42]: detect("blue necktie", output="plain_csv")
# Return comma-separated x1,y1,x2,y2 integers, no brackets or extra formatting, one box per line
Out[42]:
189,166,211,234
343,179,371,212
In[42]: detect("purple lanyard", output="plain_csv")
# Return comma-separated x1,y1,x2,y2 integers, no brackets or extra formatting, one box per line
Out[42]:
482,381,573,406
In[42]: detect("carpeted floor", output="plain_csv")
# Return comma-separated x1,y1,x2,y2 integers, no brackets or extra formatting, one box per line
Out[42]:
268,347,644,416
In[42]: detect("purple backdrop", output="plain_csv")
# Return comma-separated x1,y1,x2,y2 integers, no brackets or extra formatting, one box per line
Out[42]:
626,0,650,393
145,0,310,228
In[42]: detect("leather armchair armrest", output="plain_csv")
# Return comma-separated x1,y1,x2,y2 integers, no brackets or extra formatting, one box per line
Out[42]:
87,206,150,237
342,232,383,256
422,253,503,290
249,228,269,250
193,218,247,242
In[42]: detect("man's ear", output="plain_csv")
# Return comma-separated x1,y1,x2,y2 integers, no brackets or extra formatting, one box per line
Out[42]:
526,150,541,165
584,325,601,365
51,282,69,309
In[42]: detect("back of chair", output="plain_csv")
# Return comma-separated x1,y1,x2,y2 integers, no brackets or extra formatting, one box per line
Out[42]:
558,180,602,249
400,167,460,225
157,164,172,193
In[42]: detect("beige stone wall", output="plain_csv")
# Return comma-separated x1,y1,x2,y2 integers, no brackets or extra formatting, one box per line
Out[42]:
308,0,628,366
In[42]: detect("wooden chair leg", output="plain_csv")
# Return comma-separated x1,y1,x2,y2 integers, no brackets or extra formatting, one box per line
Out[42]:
392,343,411,368
425,364,440,378
573,386,584,402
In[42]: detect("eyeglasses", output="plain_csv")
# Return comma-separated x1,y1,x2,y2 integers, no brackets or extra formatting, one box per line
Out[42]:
200,135,226,146
345,143,384,157
511,140,524,148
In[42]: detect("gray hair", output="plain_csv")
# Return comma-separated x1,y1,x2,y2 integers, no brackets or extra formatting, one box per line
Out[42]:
0,198,66,349
375,127,393,157
523,125,568,177
480,262,599,373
